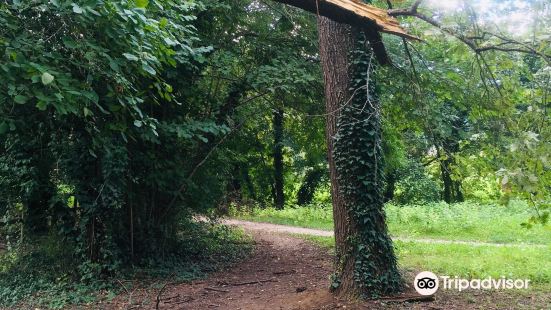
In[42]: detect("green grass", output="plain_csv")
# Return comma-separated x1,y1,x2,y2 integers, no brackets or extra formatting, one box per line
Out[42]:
233,201,551,245
299,235,551,288
233,203,334,230
385,202,551,245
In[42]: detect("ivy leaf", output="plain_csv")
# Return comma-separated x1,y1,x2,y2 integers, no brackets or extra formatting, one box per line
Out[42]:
142,63,156,75
72,3,83,14
123,53,139,61
41,72,55,85
36,101,48,111
136,0,149,8
14,95,28,104
0,122,8,134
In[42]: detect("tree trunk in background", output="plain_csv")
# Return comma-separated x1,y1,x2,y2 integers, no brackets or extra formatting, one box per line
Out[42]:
24,151,54,236
297,167,325,205
272,108,285,210
383,171,397,203
439,137,464,203
440,154,454,203
318,16,359,297
242,166,257,201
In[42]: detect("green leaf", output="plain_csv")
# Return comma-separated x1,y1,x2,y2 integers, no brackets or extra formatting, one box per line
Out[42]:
41,72,55,85
72,3,83,14
0,122,8,135
62,37,77,48
142,63,156,75
136,0,149,8
134,120,143,128
36,101,48,111
123,53,139,61
109,60,120,72
14,95,28,104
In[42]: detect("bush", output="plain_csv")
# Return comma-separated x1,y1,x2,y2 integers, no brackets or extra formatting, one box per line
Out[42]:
394,160,440,204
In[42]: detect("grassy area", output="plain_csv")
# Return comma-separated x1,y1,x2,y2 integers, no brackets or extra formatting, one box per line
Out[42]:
299,235,551,289
233,201,551,245
233,203,333,230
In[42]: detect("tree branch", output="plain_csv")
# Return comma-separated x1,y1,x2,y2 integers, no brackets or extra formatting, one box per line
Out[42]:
388,3,551,64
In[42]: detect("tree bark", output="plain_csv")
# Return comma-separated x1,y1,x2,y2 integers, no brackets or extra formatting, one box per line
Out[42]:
272,108,285,209
318,16,359,297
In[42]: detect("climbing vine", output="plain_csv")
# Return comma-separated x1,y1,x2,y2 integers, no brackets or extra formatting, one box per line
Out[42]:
332,30,403,297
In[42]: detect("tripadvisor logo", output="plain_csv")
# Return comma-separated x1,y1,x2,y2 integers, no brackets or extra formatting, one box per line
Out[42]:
414,271,439,295
414,271,530,295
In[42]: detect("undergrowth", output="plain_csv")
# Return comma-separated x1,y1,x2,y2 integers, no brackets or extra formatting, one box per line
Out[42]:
0,222,252,309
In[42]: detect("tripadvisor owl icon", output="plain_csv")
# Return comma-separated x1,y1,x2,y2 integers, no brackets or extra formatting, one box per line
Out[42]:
414,271,439,295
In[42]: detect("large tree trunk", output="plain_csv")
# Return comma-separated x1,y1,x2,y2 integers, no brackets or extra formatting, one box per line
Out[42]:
272,108,285,209
318,16,402,298
318,16,359,296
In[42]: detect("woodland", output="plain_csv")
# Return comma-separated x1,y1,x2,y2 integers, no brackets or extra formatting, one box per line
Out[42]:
0,0,549,309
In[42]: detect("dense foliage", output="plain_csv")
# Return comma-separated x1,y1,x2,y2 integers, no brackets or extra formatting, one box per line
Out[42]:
0,0,323,306
0,0,216,268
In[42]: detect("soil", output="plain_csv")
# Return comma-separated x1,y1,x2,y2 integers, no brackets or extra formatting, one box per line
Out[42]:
102,222,550,310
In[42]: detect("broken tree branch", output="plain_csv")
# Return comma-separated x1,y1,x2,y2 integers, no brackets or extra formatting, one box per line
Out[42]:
378,294,436,302
273,0,420,65
273,0,418,40
155,273,175,309
229,278,278,286
205,287,230,293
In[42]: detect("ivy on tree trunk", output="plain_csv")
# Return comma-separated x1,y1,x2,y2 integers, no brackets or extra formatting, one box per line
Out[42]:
319,16,402,298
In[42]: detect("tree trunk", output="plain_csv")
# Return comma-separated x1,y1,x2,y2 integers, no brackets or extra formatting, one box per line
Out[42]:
272,108,285,210
297,167,325,205
24,153,54,236
440,152,453,203
439,137,464,203
319,16,402,298
318,16,358,297
242,166,257,200
383,171,397,203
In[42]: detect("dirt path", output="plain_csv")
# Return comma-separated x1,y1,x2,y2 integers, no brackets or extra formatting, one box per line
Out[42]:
108,227,421,309
223,219,546,248
156,231,337,309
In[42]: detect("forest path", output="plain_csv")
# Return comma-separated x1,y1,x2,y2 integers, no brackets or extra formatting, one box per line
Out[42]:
223,218,546,248
139,226,436,309
144,229,344,309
